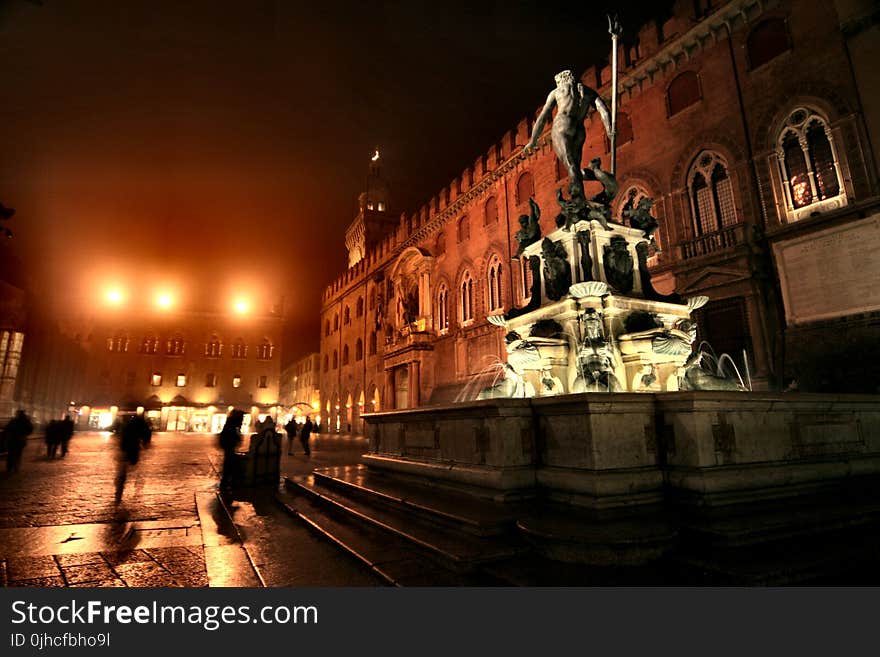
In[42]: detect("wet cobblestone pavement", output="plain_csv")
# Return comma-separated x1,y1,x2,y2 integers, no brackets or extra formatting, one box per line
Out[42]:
0,431,375,587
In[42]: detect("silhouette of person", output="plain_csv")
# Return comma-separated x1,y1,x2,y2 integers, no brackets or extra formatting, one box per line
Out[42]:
45,419,61,459
114,413,150,503
218,410,244,490
300,417,313,456
284,417,299,455
59,414,75,457
4,409,33,472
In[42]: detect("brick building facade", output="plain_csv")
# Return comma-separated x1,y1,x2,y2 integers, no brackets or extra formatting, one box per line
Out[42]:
319,0,880,433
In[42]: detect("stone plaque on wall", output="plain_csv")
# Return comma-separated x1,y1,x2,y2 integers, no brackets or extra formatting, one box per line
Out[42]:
773,214,880,325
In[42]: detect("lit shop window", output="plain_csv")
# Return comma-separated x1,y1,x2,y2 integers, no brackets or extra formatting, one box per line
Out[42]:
258,376,268,389
232,375,241,388
205,373,217,388
176,374,187,387
151,373,162,386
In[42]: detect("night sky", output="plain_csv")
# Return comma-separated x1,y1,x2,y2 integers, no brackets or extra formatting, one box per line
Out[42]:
0,0,669,362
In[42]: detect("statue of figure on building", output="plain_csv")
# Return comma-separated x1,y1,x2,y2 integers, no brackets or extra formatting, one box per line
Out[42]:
603,236,634,293
624,196,660,250
541,237,572,301
402,287,419,326
514,197,542,257
524,70,612,199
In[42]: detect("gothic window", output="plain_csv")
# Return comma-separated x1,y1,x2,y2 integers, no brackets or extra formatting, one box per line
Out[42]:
205,335,222,357
369,331,377,355
484,197,498,225
747,18,791,70
141,336,158,354
516,172,535,205
257,339,273,360
667,71,701,117
356,338,363,361
437,284,449,332
166,335,185,356
776,108,844,216
356,297,364,318
460,271,474,324
457,216,470,243
688,151,738,236
487,256,504,312
231,338,247,359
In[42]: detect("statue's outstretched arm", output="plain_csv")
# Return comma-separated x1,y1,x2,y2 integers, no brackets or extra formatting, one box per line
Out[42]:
528,197,540,223
525,91,556,151
593,95,612,140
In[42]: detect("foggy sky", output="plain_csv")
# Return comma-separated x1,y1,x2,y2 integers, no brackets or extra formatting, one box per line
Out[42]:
0,0,668,361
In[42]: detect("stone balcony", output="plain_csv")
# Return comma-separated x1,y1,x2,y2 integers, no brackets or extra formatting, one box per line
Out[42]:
680,223,748,260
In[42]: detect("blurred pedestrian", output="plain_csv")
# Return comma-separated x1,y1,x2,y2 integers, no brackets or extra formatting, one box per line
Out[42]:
284,417,298,455
115,413,150,504
300,416,313,456
4,409,33,472
59,414,75,457
218,410,244,491
45,419,61,459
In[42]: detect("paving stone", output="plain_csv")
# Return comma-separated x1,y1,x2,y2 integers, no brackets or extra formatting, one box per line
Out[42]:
70,579,127,587
10,576,66,587
56,552,106,567
63,562,118,584
102,549,154,566
6,555,61,581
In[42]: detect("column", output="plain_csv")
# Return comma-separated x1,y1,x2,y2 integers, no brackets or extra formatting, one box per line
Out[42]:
409,361,420,408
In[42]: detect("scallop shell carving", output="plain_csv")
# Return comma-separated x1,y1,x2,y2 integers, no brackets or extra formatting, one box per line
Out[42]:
569,281,609,299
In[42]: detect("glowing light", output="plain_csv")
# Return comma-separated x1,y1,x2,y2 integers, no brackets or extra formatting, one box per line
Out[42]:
156,293,173,309
233,299,249,314
372,148,380,161
106,289,124,305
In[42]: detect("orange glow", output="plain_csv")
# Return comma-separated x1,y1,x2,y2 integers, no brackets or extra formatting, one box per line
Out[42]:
156,292,173,309
106,288,124,304
233,299,249,314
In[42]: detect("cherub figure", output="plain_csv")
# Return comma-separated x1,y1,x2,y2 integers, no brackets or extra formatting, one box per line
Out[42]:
514,197,541,257
623,196,661,251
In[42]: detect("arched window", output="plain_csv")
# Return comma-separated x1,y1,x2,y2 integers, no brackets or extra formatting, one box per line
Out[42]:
621,186,662,253
166,335,185,356
516,172,535,205
141,335,158,354
667,71,701,116
231,338,247,359
776,108,844,217
356,338,363,361
333,314,339,331
324,320,330,337
487,256,504,312
356,297,364,318
747,18,791,70
323,355,329,372
460,271,474,324
342,344,349,366
369,331,377,355
343,306,350,325
484,197,498,225
332,350,338,369
437,284,449,332
205,335,222,357
257,339,273,360
688,151,737,235
457,216,470,243
435,231,446,256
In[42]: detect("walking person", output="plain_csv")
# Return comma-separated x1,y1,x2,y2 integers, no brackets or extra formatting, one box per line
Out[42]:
284,417,298,455
4,409,33,473
45,419,61,459
59,414,75,457
114,413,149,504
299,416,313,456
218,409,244,491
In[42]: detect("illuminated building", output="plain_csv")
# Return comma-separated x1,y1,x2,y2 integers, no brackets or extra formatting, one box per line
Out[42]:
279,353,321,425
72,298,284,433
319,0,880,433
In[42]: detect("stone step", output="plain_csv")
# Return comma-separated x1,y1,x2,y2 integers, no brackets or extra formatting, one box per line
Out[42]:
310,464,522,536
275,485,499,586
284,475,526,572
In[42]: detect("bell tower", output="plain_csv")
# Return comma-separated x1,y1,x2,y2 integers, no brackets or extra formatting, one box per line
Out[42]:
345,148,396,268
